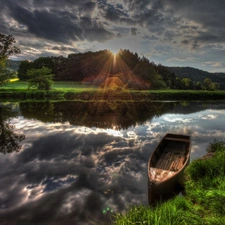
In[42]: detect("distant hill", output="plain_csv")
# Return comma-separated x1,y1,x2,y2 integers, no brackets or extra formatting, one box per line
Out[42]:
166,66,225,89
7,60,21,71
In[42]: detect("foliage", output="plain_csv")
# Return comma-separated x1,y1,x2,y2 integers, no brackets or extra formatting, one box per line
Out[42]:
18,57,56,80
64,91,76,100
195,81,203,90
15,49,223,91
0,57,17,86
0,33,20,85
206,139,225,153
202,78,220,91
0,122,25,153
18,50,175,90
157,64,177,89
17,60,32,80
0,104,25,154
167,66,225,90
181,78,193,89
0,33,20,58
203,78,212,89
27,67,54,90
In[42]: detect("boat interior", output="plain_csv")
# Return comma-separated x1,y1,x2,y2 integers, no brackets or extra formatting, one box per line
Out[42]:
151,137,190,172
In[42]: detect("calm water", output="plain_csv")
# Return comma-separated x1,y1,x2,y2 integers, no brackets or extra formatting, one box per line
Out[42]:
1,100,225,224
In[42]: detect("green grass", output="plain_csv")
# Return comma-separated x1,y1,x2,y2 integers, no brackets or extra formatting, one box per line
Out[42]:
1,80,28,89
0,80,97,92
114,197,202,225
1,80,225,101
114,141,225,225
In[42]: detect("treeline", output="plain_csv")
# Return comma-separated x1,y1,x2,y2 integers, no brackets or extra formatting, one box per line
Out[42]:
167,66,225,90
17,49,220,90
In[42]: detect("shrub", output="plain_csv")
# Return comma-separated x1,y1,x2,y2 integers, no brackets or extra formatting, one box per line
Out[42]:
64,91,76,100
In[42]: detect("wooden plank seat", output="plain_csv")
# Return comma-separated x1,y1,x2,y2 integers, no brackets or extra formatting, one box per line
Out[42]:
154,151,186,171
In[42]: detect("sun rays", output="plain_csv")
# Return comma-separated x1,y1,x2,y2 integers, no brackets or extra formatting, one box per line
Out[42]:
79,50,151,128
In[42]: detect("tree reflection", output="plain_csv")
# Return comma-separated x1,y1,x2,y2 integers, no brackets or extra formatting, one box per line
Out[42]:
19,100,176,129
0,104,25,154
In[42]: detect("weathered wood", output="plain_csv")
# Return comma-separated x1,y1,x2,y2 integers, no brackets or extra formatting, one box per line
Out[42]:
148,133,191,205
164,137,190,143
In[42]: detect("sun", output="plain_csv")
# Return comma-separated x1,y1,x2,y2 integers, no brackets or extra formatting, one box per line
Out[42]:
110,49,119,56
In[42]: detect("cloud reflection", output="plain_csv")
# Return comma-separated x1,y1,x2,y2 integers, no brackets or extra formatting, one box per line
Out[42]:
0,125,151,224
1,101,225,224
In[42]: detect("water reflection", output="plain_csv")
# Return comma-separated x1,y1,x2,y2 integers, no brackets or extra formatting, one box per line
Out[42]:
0,101,225,224
0,104,25,154
19,101,175,129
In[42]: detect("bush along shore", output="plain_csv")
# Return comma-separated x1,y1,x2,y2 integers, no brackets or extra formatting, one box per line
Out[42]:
1,89,225,101
114,140,225,225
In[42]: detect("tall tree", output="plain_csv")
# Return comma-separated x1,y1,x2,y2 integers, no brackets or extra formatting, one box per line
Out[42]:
181,78,193,89
203,78,212,90
195,81,203,90
17,60,31,80
0,33,20,57
0,33,20,85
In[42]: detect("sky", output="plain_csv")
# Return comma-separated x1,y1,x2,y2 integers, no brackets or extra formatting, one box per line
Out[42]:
1,0,225,72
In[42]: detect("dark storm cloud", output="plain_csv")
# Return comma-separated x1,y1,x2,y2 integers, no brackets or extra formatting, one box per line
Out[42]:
124,0,151,11
165,0,225,46
123,0,178,37
1,0,225,71
105,8,120,21
51,45,79,52
98,0,131,25
131,27,137,35
167,0,225,28
1,0,114,43
6,6,83,43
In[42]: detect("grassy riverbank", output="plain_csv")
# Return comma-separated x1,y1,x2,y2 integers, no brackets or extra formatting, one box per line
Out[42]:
114,140,225,225
1,80,225,101
1,80,97,91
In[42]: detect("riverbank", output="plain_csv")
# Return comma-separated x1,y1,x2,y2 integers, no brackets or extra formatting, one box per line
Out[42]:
1,81,225,101
114,140,225,225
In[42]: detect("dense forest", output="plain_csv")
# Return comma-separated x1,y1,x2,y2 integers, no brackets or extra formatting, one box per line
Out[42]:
17,49,221,90
167,67,225,89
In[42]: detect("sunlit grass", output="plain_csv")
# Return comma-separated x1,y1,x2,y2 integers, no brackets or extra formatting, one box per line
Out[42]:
1,80,225,102
51,81,98,92
9,78,19,82
2,80,28,89
0,80,98,92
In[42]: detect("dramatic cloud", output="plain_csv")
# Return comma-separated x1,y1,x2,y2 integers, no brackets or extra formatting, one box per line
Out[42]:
1,0,225,71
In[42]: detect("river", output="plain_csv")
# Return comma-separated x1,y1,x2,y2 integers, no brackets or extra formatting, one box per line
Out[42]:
0,100,225,224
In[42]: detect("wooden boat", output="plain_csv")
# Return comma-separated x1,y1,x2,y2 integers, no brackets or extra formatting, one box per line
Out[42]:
148,133,191,204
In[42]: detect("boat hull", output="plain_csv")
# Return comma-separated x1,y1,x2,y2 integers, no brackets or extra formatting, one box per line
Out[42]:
148,133,191,205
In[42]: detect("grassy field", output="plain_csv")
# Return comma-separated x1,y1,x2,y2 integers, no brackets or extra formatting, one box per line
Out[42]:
1,80,225,101
114,140,225,225
1,80,97,92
